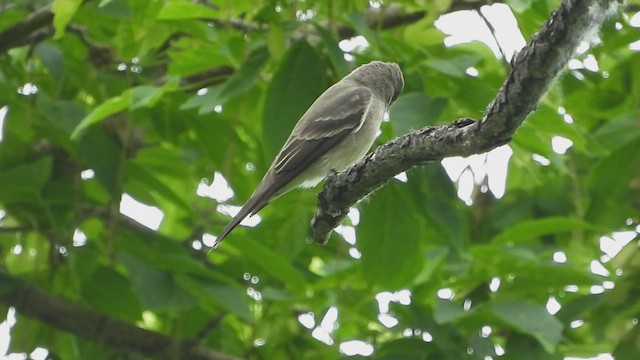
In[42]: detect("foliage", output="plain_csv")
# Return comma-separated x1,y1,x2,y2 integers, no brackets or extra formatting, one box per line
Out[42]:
0,0,639,359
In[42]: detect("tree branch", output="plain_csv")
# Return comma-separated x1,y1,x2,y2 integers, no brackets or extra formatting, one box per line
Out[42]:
0,5,53,53
337,9,427,38
476,8,511,67
0,274,244,360
67,24,114,68
0,226,31,233
311,0,622,244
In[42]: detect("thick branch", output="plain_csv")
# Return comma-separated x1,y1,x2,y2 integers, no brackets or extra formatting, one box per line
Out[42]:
311,0,622,243
0,274,243,360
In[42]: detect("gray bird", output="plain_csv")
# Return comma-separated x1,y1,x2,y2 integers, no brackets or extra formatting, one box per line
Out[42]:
214,61,404,247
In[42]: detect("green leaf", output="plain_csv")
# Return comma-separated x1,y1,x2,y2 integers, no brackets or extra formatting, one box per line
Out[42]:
7,314,46,354
491,216,593,245
176,275,253,322
469,244,599,288
502,332,563,360
512,122,554,156
4,233,44,275
82,266,142,322
313,25,350,76
491,301,563,353
219,46,269,100
167,38,229,77
176,275,254,322
425,58,465,78
157,2,218,20
267,22,285,61
586,137,640,225
390,92,447,136
77,126,122,197
118,230,234,282
412,247,449,285
425,55,482,78
35,96,85,134
587,137,640,197
0,9,26,33
613,324,640,360
525,105,587,152
358,181,423,289
507,0,534,13
119,253,184,310
405,23,448,48
228,237,307,292
180,86,224,114
406,166,469,250
68,243,101,282
34,43,65,81
181,46,268,114
97,0,131,18
0,157,52,204
72,83,174,139
126,162,193,214
51,0,82,39
262,40,328,160
374,338,434,359
71,92,129,139
593,114,640,151
433,299,470,324
131,83,176,109
0,273,21,295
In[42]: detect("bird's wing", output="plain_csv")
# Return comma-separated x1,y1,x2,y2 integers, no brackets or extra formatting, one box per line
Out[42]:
272,84,372,181
213,84,372,247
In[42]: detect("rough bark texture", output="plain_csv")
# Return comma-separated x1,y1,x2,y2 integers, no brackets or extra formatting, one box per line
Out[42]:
311,0,622,244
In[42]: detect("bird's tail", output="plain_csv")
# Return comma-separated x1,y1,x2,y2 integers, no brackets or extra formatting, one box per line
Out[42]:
213,190,270,248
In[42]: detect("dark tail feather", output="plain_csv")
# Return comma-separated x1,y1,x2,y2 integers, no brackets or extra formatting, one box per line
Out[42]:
213,191,270,248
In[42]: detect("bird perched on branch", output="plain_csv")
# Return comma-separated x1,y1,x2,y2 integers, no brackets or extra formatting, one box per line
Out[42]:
214,61,404,247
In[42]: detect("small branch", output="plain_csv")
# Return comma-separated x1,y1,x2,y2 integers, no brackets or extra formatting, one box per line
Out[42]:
0,274,244,360
311,0,622,243
209,18,267,32
179,66,235,88
193,314,226,345
337,0,498,39
0,6,53,53
448,0,488,12
476,8,511,67
0,226,32,233
337,9,427,38
67,25,114,68
625,4,640,12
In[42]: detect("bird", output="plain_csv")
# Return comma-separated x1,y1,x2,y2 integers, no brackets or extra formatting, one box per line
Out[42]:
214,61,404,247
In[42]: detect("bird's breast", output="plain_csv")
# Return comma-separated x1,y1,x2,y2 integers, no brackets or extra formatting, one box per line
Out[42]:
297,98,386,189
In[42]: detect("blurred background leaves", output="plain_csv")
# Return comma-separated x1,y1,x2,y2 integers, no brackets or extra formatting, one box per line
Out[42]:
0,0,639,359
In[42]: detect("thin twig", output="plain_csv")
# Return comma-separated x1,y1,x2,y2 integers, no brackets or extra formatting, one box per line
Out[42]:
476,8,511,67
193,314,226,345
0,226,31,233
